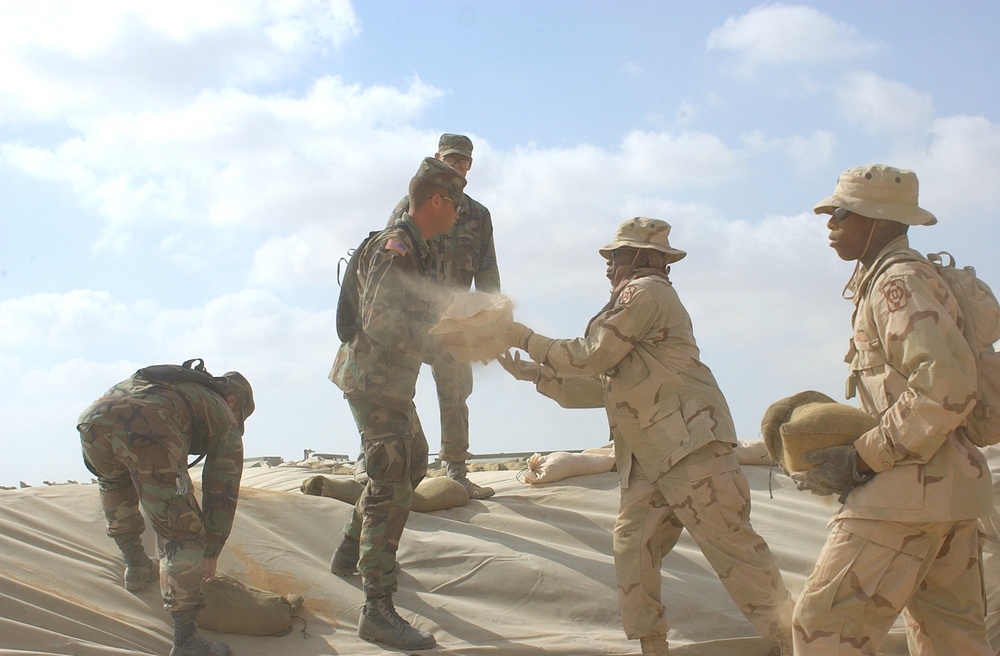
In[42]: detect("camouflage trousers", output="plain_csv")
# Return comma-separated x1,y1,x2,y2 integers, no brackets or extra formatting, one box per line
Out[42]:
793,518,991,655
78,411,208,613
342,396,429,599
984,531,1000,654
615,441,792,643
430,350,473,463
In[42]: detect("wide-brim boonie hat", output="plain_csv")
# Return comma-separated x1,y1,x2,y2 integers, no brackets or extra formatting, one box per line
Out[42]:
598,217,687,263
813,163,936,226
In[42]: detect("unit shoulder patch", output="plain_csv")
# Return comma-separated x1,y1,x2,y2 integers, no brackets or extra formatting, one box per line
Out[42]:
881,278,909,312
619,285,637,305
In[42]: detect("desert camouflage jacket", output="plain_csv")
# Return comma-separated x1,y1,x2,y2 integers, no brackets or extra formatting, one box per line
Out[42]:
523,273,738,486
389,193,500,294
78,378,243,558
329,214,440,409
839,235,992,523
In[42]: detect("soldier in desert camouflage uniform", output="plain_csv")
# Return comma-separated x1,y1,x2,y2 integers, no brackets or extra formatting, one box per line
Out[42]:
793,164,993,655
328,157,466,651
78,362,254,656
382,133,500,499
498,218,792,656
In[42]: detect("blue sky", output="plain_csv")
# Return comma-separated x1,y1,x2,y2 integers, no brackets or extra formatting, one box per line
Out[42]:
2,1,1000,486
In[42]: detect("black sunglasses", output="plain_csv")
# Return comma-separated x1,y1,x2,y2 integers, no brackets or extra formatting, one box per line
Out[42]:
831,207,854,222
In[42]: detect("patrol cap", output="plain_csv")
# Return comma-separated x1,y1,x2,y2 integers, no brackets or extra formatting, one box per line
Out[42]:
813,164,936,226
438,133,474,159
414,156,467,198
599,217,687,263
222,371,254,428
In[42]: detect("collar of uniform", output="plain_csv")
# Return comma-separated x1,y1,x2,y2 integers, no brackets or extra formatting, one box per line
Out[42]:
851,234,913,297
399,212,431,256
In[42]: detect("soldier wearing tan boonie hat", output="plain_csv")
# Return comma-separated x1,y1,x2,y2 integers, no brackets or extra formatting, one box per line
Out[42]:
813,163,936,226
598,216,687,262
790,163,994,656
498,216,794,655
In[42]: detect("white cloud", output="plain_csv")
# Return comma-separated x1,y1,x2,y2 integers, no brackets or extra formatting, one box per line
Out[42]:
836,72,935,134
0,290,138,350
706,3,878,74
1,76,444,248
889,115,1000,223
0,0,360,123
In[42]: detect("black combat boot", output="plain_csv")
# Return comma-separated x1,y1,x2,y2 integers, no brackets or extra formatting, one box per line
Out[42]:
169,608,232,656
113,533,156,592
358,595,436,650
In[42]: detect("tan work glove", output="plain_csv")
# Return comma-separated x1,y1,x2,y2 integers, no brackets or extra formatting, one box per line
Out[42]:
497,350,540,382
791,445,875,503
504,321,533,350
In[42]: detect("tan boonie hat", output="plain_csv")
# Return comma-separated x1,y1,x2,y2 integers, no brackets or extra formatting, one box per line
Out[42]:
599,217,687,263
438,133,474,159
222,371,255,429
414,156,467,198
813,163,937,226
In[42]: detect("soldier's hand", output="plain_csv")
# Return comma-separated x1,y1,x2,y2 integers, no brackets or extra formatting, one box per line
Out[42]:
791,445,874,501
504,321,533,349
497,350,540,382
201,557,219,582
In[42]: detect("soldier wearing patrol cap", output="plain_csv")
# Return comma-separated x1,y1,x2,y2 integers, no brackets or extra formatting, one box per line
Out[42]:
792,164,994,655
384,133,500,500
498,217,793,656
328,156,466,651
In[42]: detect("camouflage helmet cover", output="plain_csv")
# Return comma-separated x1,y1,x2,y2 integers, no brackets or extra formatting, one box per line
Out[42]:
222,371,254,428
437,133,474,159
414,156,467,198
599,217,687,263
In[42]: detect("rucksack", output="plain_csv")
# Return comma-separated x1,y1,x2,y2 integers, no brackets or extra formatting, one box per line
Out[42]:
132,358,230,466
133,358,228,396
335,221,424,343
870,251,1000,447
926,252,1000,447
336,231,377,343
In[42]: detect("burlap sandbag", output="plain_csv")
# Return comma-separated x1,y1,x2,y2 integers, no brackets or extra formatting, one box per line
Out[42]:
760,390,877,473
522,450,616,484
412,476,470,512
428,292,514,362
301,474,469,512
300,474,364,504
200,573,304,636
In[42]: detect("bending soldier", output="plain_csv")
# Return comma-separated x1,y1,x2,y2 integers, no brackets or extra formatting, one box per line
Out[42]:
78,360,254,656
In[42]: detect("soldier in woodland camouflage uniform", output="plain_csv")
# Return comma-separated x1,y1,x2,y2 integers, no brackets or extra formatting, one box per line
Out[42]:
328,157,466,651
383,133,500,499
78,364,254,656
498,218,792,656
793,164,993,655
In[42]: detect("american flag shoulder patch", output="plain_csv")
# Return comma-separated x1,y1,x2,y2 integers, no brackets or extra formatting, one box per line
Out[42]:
384,238,408,256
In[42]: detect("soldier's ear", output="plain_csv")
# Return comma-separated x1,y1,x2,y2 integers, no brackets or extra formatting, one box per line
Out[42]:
227,395,239,414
